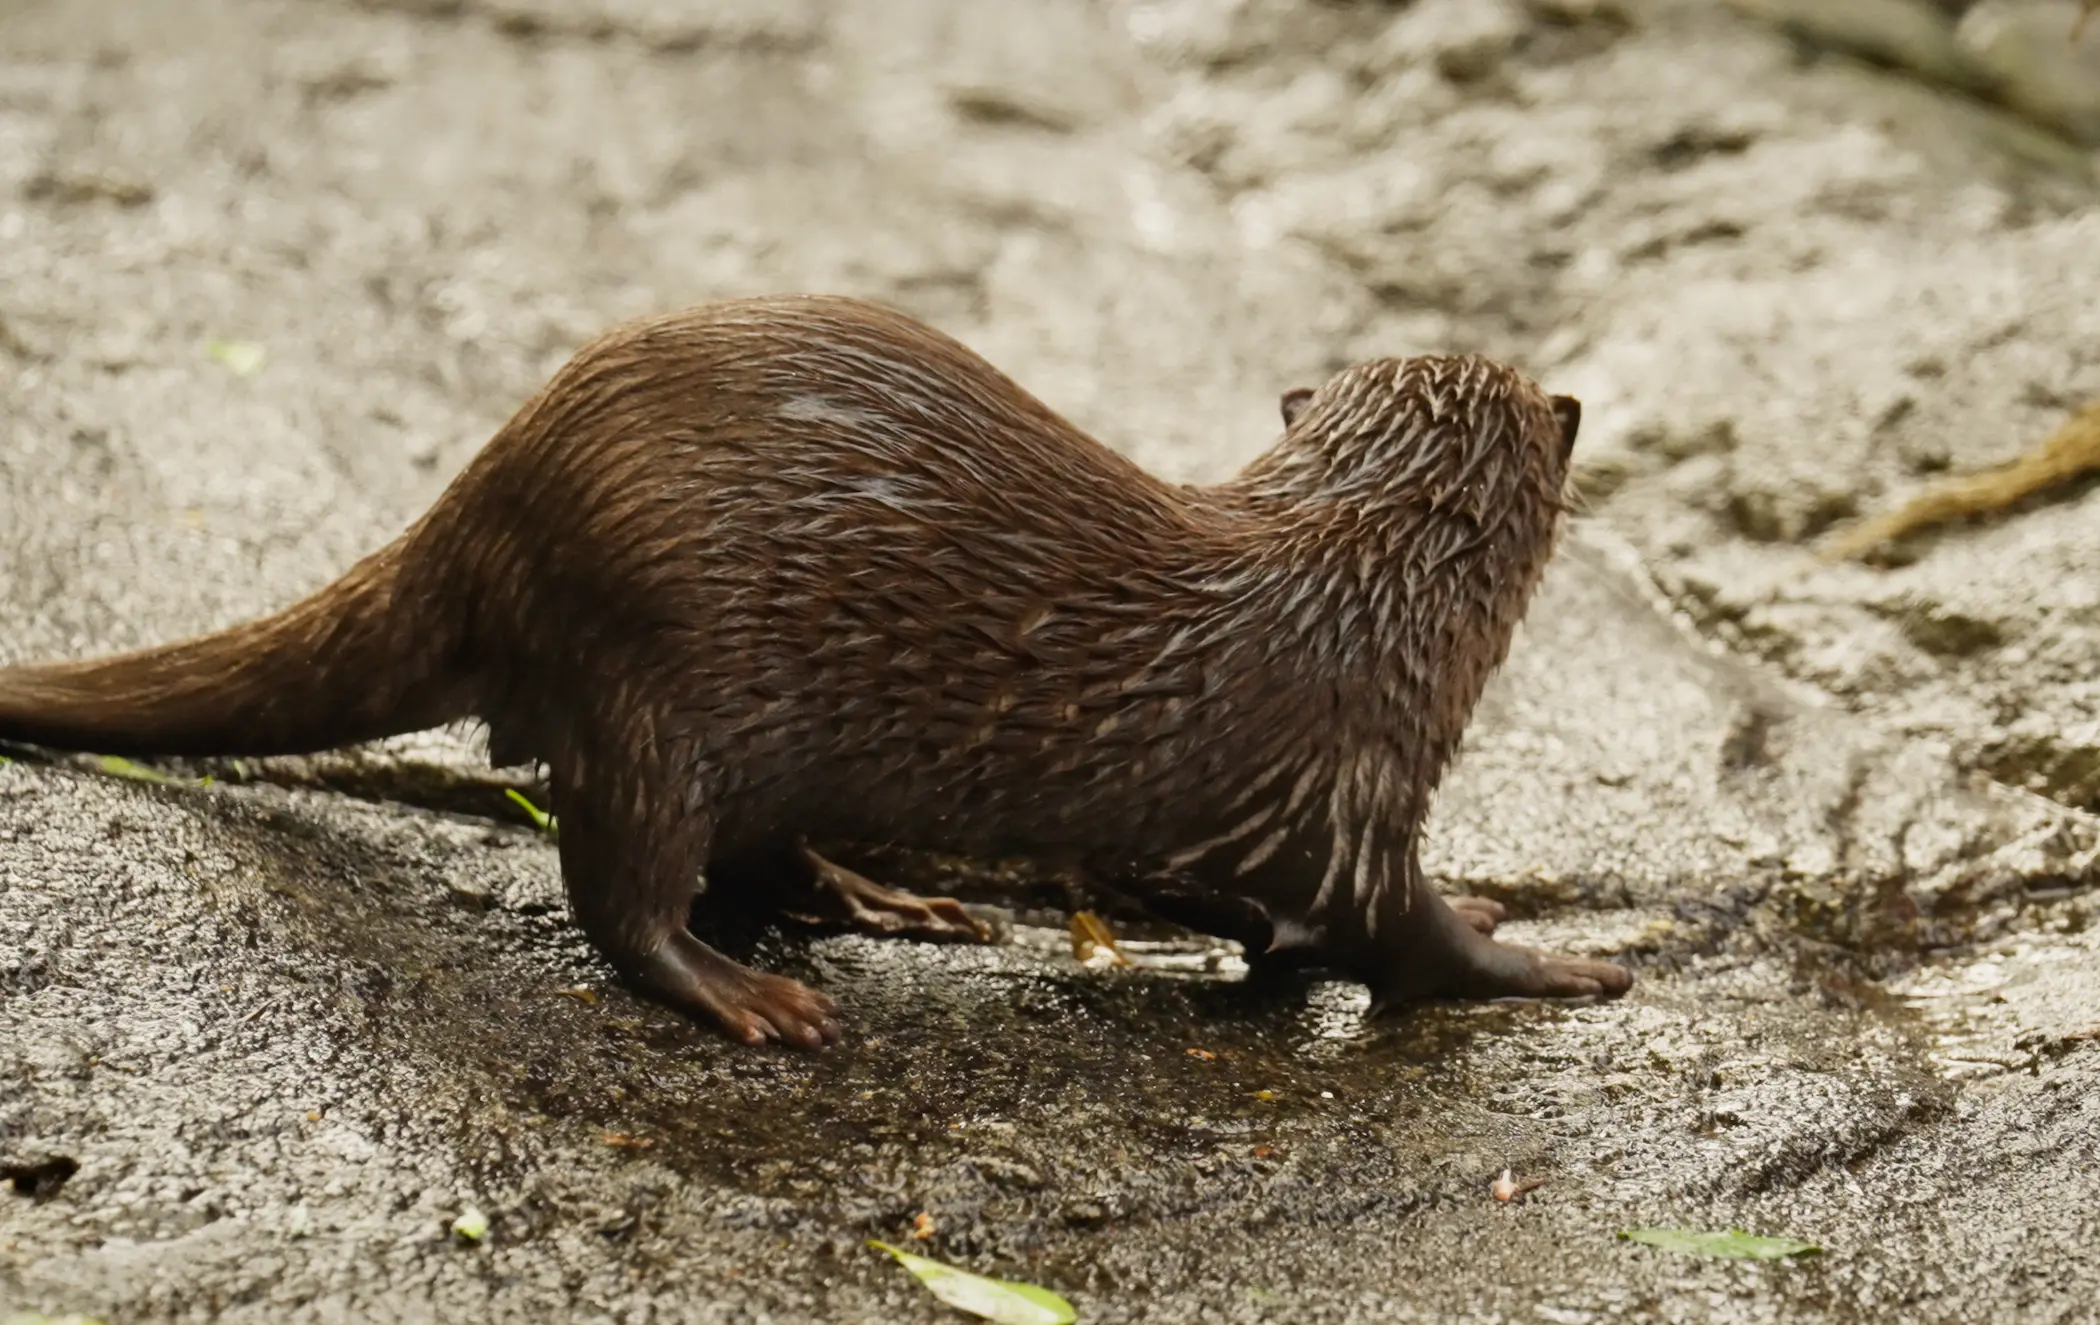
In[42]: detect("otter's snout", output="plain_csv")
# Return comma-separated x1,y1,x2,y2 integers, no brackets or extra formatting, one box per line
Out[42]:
1550,395,1581,461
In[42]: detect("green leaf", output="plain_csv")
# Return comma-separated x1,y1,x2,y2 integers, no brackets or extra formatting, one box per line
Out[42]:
451,1206,489,1242
97,755,191,786
1619,1227,1822,1260
869,1241,1076,1325
505,788,557,836
5,1315,108,1325
205,338,266,377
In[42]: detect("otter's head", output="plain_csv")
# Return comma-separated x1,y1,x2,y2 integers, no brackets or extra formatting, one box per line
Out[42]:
1247,354,1579,579
1235,354,1581,767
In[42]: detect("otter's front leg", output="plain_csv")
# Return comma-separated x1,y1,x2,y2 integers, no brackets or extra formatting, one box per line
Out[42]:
1364,872,1631,1014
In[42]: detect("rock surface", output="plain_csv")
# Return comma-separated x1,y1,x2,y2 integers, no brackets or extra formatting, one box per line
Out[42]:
3,0,2099,1321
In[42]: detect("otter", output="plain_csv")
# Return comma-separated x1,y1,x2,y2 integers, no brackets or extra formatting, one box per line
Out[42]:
0,295,1631,1048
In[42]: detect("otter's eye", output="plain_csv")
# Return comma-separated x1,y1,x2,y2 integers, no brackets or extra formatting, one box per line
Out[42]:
1551,396,1582,460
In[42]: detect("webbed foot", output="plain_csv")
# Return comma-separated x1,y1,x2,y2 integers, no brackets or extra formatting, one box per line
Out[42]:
631,933,842,1049
1366,888,1632,1014
790,845,991,943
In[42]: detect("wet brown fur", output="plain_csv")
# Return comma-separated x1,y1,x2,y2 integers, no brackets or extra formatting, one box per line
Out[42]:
0,295,1630,1047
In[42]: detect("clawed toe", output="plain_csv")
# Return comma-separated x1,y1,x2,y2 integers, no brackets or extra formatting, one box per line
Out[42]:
629,931,842,1049
913,902,991,942
732,972,841,1048
1369,896,1637,1010
1448,896,1507,935
1477,946,1635,1002
1537,955,1634,999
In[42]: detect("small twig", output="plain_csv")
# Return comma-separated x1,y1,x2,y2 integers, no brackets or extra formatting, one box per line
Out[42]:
1819,401,2100,562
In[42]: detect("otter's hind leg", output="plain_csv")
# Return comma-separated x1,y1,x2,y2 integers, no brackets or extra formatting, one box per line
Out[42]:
550,742,840,1049
1367,877,1631,1015
788,844,990,942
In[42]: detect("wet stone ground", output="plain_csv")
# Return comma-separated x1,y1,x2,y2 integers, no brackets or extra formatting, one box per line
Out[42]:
4,0,2100,1321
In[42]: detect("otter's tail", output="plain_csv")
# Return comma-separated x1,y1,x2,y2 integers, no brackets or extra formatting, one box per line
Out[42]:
0,542,466,759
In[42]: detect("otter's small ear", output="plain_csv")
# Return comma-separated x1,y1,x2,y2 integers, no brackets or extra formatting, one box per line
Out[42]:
1550,395,1582,458
1280,387,1316,428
